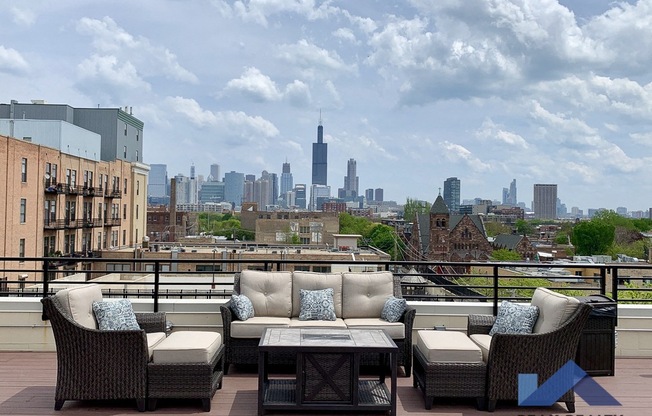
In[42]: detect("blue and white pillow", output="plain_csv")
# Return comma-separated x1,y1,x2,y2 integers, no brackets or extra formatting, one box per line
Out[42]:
299,288,336,321
92,299,140,331
381,296,407,322
489,300,539,335
231,294,255,321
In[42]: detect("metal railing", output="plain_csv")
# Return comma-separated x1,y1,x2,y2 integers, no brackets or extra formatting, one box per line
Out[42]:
1,256,651,316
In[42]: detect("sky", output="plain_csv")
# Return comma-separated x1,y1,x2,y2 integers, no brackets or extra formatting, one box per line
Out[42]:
1,0,652,213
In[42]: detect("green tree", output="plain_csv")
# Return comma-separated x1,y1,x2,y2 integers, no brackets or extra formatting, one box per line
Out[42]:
367,224,405,260
484,222,512,237
571,220,615,255
403,197,430,223
490,249,522,261
515,219,534,236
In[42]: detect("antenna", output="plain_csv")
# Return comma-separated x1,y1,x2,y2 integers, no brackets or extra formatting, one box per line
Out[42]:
319,109,322,126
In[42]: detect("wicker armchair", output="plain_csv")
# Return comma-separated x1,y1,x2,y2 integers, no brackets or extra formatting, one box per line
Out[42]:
467,302,592,412
41,291,166,412
220,272,416,376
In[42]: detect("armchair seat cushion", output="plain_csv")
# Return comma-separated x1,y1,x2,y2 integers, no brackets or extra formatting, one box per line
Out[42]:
230,317,290,338
343,318,405,339
147,332,168,358
468,334,491,362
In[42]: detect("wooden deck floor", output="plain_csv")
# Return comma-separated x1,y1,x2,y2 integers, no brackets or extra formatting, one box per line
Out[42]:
0,352,650,416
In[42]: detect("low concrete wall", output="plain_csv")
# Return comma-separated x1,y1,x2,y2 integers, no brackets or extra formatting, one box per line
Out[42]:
0,298,649,358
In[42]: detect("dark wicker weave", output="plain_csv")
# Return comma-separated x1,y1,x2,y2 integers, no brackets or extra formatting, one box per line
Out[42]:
219,273,416,376
147,344,225,411
467,302,592,413
412,344,486,410
41,295,167,412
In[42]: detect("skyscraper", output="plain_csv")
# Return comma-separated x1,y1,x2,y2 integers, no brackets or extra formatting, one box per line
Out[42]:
148,164,168,200
443,177,460,212
294,184,307,209
374,188,384,202
224,171,244,207
533,184,557,219
502,179,517,205
365,188,374,202
280,162,293,207
339,158,358,199
209,164,221,182
311,115,327,186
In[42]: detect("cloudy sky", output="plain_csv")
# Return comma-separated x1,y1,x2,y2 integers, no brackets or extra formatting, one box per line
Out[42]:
1,0,652,213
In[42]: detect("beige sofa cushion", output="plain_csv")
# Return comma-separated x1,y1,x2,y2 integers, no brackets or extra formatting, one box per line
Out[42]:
342,272,394,319
531,287,580,333
469,334,492,362
54,284,103,329
240,270,292,317
230,317,291,338
152,331,222,364
291,272,343,318
343,318,405,339
147,332,167,358
289,317,348,329
417,330,483,363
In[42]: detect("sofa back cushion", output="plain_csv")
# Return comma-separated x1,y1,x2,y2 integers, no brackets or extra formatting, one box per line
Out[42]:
240,270,292,317
291,272,343,318
531,287,580,333
342,271,394,319
54,284,103,329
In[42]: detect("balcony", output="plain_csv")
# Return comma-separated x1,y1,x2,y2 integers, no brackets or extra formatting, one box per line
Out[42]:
104,189,122,199
0,257,651,414
103,217,121,226
43,218,66,230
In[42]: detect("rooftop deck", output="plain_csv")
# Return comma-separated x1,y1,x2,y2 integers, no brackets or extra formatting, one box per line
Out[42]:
1,352,649,416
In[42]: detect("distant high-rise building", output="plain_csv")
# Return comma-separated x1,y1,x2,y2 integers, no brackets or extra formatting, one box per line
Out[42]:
255,170,273,208
616,207,628,216
280,162,293,207
365,188,374,202
533,184,557,219
502,179,517,205
224,171,244,207
209,164,221,182
443,177,460,212
309,184,331,211
311,115,327,186
294,184,307,209
339,158,358,199
148,164,168,201
374,188,384,202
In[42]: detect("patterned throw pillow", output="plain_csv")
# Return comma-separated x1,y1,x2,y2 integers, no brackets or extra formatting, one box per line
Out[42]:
231,294,255,321
92,299,140,331
380,296,407,322
299,288,336,321
489,300,540,335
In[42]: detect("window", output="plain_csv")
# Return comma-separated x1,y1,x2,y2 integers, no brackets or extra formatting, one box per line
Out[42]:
124,123,128,135
21,158,27,182
196,265,221,272
122,230,126,245
107,263,132,272
137,180,140,195
44,236,55,257
136,150,139,161
71,170,77,186
313,266,331,273
20,199,26,223
19,239,25,258
124,178,128,194
98,203,103,220
123,146,127,158
136,205,139,219
97,233,102,251
123,204,127,220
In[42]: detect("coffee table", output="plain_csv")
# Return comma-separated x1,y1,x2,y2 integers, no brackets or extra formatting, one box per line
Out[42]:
258,328,397,415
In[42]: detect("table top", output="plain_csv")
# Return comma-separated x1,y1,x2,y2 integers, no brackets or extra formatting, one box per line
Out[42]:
260,328,397,350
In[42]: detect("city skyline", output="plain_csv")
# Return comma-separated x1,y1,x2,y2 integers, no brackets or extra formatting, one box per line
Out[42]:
2,1,652,211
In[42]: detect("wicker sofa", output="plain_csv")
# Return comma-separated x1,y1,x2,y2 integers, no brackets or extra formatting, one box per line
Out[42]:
467,287,593,412
41,284,167,412
220,270,416,376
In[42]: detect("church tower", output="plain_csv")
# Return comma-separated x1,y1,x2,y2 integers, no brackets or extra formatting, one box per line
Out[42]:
429,193,450,261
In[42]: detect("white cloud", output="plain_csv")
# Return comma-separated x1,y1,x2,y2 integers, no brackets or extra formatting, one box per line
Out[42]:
77,55,151,91
0,45,29,73
165,96,279,140
440,141,491,172
476,119,529,148
630,132,652,147
76,16,198,84
284,80,311,106
332,28,357,43
11,6,36,26
224,67,283,102
277,39,356,77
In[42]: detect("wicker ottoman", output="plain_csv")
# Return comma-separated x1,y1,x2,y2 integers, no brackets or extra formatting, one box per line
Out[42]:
412,330,486,410
147,331,224,412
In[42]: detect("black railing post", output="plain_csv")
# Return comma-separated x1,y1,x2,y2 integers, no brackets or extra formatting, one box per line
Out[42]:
492,265,499,315
153,260,160,312
42,259,50,320
600,267,608,296
611,266,619,302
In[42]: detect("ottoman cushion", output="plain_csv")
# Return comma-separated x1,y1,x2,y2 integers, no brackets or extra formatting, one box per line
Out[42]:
152,331,222,364
416,330,483,363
